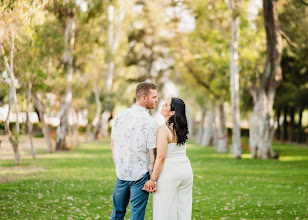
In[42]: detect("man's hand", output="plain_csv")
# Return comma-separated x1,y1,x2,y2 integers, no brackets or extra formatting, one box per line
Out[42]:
142,179,157,193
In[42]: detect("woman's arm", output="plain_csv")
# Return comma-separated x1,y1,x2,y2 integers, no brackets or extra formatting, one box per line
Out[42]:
148,148,155,174
143,126,169,192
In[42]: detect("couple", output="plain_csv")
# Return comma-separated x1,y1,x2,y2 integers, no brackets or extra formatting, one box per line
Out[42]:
110,82,193,220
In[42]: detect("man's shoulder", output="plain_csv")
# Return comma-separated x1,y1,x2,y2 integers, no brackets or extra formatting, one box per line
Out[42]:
147,117,158,129
115,107,132,118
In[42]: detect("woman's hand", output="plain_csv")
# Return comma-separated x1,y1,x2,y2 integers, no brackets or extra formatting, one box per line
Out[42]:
142,179,157,193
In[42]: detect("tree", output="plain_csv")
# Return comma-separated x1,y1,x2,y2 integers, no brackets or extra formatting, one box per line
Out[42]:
0,29,21,164
46,0,77,150
173,0,230,152
274,0,308,143
229,0,241,159
249,0,282,159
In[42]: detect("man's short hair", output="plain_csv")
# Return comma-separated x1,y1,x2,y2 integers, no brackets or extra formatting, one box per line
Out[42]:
135,82,157,100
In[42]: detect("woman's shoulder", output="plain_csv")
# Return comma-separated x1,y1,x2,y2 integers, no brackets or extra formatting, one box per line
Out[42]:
158,125,169,136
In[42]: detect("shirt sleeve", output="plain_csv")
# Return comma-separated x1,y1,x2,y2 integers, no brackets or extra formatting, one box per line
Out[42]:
111,114,120,139
146,120,158,150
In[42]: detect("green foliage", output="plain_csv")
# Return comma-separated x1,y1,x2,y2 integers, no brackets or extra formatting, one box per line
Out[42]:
274,0,308,111
0,140,307,219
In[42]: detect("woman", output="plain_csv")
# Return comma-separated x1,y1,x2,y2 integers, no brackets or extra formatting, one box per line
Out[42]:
143,97,193,220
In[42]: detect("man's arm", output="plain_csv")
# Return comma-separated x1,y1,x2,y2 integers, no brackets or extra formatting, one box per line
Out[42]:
111,138,115,162
148,148,156,174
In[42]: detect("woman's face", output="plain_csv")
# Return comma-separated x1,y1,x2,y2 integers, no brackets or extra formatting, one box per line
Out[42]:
161,99,172,117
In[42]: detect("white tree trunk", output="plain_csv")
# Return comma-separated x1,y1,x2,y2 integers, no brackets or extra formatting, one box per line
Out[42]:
32,94,53,153
97,4,125,138
56,15,75,150
229,0,241,159
92,87,102,140
201,109,215,147
100,111,111,137
105,4,125,92
196,107,206,144
26,80,35,160
4,105,21,165
249,0,282,159
1,31,21,164
93,113,103,140
72,107,79,147
216,103,228,153
250,90,277,158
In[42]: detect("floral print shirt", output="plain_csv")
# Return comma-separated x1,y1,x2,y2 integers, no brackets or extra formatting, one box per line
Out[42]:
111,105,158,181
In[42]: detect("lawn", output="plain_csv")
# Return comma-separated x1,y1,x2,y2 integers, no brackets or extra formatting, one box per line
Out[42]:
0,139,307,219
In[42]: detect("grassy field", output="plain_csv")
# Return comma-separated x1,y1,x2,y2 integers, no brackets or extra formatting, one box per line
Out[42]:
0,139,307,219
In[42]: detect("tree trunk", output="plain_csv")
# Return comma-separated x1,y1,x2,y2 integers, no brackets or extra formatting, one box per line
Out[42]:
1,30,21,164
216,103,228,153
297,106,303,143
72,107,79,147
281,106,288,142
276,107,281,140
32,94,53,153
56,14,76,150
196,107,206,144
26,80,35,160
93,113,103,140
97,4,125,138
288,106,295,142
201,109,214,147
229,0,241,159
100,111,111,137
212,112,218,148
249,0,282,159
92,88,102,140
85,124,92,143
4,119,21,164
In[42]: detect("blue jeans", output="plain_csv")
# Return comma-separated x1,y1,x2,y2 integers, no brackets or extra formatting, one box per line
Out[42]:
111,173,150,220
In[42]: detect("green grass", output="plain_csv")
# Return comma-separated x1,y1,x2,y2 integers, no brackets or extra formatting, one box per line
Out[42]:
0,139,307,219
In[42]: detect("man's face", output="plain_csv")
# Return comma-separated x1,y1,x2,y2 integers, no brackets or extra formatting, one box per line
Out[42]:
144,89,158,109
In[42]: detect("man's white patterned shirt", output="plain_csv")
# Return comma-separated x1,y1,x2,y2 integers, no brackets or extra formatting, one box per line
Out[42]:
111,105,158,181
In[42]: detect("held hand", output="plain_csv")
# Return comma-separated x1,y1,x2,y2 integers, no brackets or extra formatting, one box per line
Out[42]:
142,179,157,193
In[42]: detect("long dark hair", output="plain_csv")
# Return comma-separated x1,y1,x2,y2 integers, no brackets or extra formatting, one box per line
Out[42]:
167,97,189,145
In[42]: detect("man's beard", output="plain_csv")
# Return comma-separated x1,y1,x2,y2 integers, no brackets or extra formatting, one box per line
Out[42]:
145,103,155,110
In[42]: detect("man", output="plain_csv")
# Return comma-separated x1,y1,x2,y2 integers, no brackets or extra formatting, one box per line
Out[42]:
110,82,159,220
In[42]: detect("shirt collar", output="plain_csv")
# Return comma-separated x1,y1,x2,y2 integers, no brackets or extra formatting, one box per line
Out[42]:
132,104,148,113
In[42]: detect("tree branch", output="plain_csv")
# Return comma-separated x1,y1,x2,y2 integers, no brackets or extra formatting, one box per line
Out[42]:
249,85,258,104
280,30,298,49
184,62,220,99
299,0,308,6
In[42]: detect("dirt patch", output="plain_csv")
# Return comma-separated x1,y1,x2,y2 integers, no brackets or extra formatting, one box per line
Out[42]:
0,166,44,171
0,166,45,183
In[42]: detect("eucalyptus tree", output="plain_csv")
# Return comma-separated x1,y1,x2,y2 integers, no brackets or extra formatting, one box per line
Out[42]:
0,25,21,164
77,0,128,140
228,0,241,158
249,0,282,159
172,0,230,152
15,7,63,154
124,0,174,100
46,0,78,150
99,0,126,138
0,0,46,163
